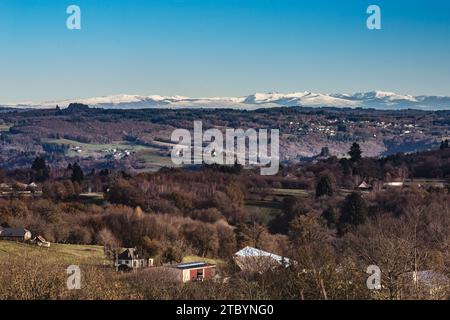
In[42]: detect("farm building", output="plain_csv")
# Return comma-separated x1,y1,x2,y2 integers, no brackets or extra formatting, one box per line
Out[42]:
0,182,41,197
0,227,32,242
115,248,153,271
234,246,292,274
175,262,216,283
141,262,216,283
30,235,51,247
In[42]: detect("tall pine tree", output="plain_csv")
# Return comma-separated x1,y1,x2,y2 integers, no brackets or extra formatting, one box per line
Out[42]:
348,142,362,162
315,175,334,198
338,192,368,234
31,156,50,182
70,163,84,184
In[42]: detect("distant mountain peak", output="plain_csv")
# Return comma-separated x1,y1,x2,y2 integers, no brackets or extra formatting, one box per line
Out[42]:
2,91,450,110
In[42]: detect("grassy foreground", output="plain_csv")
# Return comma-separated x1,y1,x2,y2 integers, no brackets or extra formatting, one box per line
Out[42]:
0,241,108,266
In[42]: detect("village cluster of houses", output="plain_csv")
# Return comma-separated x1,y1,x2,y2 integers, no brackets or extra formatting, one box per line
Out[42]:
0,182,42,197
113,246,293,283
103,148,131,160
113,248,216,283
287,118,427,140
68,144,132,160
0,226,50,247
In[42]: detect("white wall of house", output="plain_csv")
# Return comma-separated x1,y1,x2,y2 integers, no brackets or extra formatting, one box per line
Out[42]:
116,259,147,269
182,269,191,283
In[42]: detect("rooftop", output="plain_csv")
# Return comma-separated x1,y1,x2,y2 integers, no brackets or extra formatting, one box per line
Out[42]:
176,262,211,270
0,227,30,237
235,246,291,266
117,248,140,260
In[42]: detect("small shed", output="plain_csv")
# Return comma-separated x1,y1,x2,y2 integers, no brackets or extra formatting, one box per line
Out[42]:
142,262,216,283
175,262,216,283
31,235,51,247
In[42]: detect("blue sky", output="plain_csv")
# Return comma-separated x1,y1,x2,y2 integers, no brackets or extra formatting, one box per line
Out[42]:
1,0,450,102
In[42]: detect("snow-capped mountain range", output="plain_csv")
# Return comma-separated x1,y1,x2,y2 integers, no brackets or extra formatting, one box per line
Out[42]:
3,91,450,110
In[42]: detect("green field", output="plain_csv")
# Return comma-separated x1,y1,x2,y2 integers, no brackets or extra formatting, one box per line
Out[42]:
44,138,174,170
269,188,310,197
182,255,223,266
0,241,223,268
136,150,174,165
45,138,158,155
245,200,282,224
244,188,310,223
0,241,108,266
404,178,448,184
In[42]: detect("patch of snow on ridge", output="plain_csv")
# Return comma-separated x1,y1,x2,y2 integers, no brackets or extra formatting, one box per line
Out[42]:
2,90,450,110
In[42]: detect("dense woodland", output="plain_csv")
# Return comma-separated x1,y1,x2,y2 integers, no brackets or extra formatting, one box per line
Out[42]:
1,104,449,170
1,142,449,300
